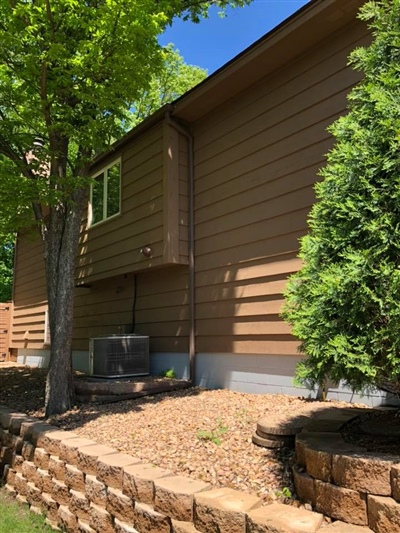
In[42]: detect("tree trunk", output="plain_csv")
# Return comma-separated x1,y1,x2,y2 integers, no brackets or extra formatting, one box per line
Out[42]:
44,187,86,417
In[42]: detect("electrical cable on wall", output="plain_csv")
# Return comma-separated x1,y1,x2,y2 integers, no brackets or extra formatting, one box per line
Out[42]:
131,274,137,334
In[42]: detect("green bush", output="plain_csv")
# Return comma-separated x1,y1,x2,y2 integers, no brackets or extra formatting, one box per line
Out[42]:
282,0,400,394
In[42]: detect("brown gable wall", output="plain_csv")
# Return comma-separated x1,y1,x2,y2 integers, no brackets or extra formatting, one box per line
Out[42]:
191,20,369,355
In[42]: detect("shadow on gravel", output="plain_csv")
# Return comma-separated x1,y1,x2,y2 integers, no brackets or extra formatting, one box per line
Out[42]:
0,364,202,429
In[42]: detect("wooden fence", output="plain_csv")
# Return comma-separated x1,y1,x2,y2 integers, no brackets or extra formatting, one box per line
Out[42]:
0,302,12,361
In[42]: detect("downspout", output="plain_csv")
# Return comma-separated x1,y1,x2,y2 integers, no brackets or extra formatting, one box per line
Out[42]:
165,110,196,385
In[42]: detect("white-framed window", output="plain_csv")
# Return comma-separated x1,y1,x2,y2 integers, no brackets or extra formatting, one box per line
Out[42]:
89,159,121,226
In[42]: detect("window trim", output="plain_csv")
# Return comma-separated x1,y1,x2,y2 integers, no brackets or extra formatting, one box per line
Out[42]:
89,157,122,227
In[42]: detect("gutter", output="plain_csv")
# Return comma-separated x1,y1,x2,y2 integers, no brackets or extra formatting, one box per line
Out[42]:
164,110,196,386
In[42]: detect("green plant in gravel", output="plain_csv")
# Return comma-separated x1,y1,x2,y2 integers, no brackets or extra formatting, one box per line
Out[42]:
0,488,59,532
274,486,292,500
197,419,228,445
282,0,400,395
160,369,177,379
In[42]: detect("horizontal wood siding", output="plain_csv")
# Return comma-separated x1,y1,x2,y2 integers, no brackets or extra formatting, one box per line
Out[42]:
192,20,368,355
72,267,189,353
11,234,48,350
77,125,165,283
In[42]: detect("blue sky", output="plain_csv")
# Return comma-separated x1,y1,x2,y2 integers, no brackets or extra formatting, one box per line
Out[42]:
159,1,310,74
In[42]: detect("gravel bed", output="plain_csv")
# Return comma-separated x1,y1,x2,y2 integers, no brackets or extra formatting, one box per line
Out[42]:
0,363,368,504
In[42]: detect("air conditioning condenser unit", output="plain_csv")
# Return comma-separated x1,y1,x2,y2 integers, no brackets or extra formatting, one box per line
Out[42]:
89,334,149,378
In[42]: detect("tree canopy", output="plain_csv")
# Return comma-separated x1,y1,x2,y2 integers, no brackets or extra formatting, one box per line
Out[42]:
127,44,207,128
282,0,400,394
0,241,14,302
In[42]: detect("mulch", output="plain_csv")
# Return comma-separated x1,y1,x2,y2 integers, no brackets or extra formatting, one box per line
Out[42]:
341,408,400,455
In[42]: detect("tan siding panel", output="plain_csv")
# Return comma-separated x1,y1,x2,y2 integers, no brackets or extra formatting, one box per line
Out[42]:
191,24,369,357
195,90,349,181
196,336,299,355
194,23,368,148
196,318,290,336
77,125,165,283
72,268,189,353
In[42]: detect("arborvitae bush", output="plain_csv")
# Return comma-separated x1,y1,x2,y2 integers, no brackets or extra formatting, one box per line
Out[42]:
282,0,400,394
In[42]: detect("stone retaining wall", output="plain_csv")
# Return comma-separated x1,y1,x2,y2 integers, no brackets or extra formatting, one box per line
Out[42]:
293,426,400,532
0,404,325,533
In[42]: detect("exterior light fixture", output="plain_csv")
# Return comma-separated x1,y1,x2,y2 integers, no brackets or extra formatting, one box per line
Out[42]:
140,246,152,257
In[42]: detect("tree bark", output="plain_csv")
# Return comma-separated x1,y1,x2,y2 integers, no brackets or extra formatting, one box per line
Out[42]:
44,186,86,417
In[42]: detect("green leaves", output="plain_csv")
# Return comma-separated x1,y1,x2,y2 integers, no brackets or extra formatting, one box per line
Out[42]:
282,0,400,394
0,239,14,302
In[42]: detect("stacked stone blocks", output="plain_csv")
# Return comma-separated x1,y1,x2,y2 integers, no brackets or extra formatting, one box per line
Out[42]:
294,422,400,532
0,404,351,532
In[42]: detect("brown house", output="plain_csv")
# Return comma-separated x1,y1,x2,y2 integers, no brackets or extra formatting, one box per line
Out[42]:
11,0,385,404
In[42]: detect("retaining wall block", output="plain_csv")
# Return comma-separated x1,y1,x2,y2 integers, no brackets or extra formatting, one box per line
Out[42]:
134,501,171,533
391,465,400,502
3,464,16,486
292,465,316,506
65,463,86,492
58,504,78,533
246,502,324,533
29,504,43,516
45,517,62,531
106,486,135,522
11,452,24,472
42,492,59,522
33,447,50,470
321,520,375,532
70,489,91,521
9,414,36,435
59,437,97,466
26,481,42,507
36,429,79,455
85,474,108,507
332,453,395,496
21,460,38,483
20,421,55,442
21,441,35,461
36,467,53,493
96,452,141,490
172,519,201,533
114,517,140,533
315,480,367,526
368,494,400,533
89,502,115,533
155,475,211,522
77,518,97,533
48,455,66,481
51,478,71,506
123,462,173,505
0,445,14,470
16,493,28,505
14,472,28,496
0,427,6,446
78,444,117,475
0,411,26,430
4,483,17,497
2,430,18,448
193,486,261,533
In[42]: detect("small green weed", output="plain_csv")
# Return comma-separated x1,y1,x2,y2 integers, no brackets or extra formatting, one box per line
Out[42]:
275,486,292,500
196,419,228,445
160,369,176,378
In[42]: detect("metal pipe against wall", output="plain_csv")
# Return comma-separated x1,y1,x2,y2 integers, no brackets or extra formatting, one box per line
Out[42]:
165,110,196,385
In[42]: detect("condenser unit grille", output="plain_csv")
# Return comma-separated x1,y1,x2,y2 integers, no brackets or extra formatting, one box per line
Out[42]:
89,335,149,378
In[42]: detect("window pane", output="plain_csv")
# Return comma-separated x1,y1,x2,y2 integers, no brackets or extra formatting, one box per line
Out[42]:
107,162,120,218
92,172,105,224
